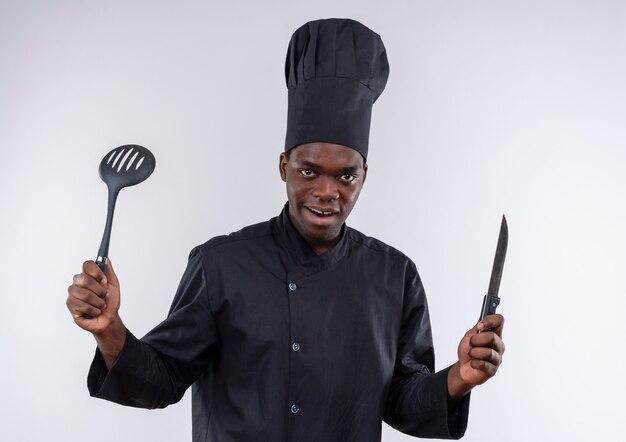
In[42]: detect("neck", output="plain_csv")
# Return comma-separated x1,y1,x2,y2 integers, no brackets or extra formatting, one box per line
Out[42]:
286,211,343,256
309,238,339,255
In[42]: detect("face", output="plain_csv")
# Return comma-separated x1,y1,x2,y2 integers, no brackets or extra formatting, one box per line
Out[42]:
279,142,368,255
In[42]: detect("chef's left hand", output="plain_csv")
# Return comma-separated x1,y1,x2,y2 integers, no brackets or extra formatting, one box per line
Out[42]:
447,314,505,402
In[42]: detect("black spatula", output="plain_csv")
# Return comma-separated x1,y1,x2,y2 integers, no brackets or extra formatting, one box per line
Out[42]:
84,145,155,319
95,144,156,274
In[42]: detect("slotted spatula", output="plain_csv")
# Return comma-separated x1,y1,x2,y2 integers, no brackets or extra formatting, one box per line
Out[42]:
84,145,155,319
95,144,155,273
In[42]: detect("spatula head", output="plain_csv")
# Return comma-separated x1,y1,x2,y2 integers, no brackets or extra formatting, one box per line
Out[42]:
99,144,155,190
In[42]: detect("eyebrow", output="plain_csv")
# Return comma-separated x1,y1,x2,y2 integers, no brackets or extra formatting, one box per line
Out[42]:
298,160,362,174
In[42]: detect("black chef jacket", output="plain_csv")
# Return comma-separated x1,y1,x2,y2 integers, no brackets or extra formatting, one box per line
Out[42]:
88,205,470,441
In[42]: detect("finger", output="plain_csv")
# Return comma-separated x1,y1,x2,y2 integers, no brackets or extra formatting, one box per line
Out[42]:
470,331,506,354
82,260,107,285
68,285,107,310
66,295,103,319
470,359,498,377
469,346,503,368
105,258,120,289
477,314,505,336
71,272,107,298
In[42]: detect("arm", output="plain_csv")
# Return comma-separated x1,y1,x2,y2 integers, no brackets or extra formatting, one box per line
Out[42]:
383,261,506,438
383,262,470,439
384,263,470,439
66,259,126,368
68,249,217,409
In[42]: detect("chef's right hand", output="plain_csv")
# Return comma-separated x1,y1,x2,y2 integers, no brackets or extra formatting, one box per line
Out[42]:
67,259,121,335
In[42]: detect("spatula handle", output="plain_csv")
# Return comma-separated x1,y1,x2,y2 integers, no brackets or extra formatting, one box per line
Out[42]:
84,189,118,320
96,256,108,274
97,188,119,261
83,257,107,320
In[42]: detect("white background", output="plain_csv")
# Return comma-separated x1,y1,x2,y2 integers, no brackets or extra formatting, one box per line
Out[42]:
1,0,624,441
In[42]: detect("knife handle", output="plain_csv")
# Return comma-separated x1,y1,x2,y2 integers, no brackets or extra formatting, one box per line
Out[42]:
480,294,500,320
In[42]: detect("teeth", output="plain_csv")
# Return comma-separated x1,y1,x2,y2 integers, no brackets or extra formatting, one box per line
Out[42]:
309,207,333,216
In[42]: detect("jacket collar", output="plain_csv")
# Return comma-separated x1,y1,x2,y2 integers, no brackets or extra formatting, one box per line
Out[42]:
272,203,350,275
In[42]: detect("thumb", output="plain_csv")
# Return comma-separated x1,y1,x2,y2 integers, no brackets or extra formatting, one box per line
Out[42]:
465,319,482,337
105,258,120,289
477,313,504,336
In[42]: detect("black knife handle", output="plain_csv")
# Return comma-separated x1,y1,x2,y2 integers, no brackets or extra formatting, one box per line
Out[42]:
480,294,500,320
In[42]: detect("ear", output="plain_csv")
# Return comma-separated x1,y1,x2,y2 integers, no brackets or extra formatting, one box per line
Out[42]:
279,152,288,182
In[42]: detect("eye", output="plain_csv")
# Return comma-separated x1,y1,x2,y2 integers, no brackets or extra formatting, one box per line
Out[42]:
338,173,356,183
299,169,315,177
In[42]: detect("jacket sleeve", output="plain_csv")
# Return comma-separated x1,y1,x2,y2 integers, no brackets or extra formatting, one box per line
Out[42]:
87,248,218,409
383,261,470,439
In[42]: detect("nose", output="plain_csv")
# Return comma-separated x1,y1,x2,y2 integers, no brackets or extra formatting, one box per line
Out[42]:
312,176,339,201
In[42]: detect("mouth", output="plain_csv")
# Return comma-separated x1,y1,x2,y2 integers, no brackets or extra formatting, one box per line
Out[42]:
305,206,338,218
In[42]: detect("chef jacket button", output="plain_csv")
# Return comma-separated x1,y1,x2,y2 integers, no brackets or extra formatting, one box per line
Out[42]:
291,341,300,352
290,404,300,414
288,283,297,291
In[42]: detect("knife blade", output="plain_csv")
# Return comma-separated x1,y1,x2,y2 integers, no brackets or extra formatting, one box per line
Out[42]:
480,215,508,320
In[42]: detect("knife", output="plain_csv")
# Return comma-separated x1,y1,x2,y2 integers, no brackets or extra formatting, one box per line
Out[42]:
479,215,508,320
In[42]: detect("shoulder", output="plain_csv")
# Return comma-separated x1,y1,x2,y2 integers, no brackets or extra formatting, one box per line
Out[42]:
345,227,423,294
346,226,409,259
345,226,416,269
191,217,276,258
